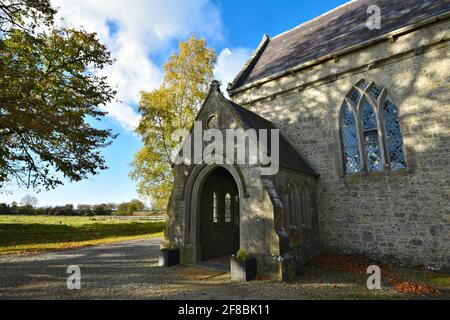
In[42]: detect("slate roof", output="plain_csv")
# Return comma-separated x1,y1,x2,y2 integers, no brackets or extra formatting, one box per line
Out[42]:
229,0,450,91
227,98,318,177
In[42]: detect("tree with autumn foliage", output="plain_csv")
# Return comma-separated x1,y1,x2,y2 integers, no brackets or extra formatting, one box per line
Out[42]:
0,0,117,191
131,35,216,209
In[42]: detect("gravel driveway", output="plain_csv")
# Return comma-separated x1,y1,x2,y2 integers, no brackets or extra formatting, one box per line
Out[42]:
0,238,417,300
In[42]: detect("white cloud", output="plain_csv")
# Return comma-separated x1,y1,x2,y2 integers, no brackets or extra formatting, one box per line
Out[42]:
214,47,252,97
52,0,223,130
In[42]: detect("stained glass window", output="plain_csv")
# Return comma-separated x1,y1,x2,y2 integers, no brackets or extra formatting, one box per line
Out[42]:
225,193,232,223
358,80,369,90
234,196,239,227
341,81,406,174
362,102,383,172
369,84,382,100
382,99,407,170
213,193,218,223
341,104,361,173
348,89,361,106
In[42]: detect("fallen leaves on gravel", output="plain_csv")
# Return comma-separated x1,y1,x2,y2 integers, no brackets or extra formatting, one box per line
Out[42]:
308,252,441,296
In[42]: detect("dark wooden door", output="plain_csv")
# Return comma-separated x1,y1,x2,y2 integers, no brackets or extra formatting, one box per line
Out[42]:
200,168,239,261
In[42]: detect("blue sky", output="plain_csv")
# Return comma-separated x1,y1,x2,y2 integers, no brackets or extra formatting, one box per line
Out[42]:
1,0,348,207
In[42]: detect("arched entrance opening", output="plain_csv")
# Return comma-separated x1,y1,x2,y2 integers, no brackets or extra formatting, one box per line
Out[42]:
199,167,240,261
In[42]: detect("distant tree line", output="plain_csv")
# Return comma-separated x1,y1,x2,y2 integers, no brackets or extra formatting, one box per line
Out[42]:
0,198,147,216
0,202,115,216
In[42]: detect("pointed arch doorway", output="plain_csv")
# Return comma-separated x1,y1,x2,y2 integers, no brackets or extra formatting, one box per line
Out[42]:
199,167,240,261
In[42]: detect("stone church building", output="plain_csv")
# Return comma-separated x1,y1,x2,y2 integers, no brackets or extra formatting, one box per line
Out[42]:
167,0,450,279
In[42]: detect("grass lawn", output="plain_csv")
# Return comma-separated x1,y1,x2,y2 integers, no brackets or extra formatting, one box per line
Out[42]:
0,215,165,255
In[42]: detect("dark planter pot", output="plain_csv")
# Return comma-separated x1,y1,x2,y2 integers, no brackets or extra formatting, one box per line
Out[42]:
159,249,180,267
230,256,257,281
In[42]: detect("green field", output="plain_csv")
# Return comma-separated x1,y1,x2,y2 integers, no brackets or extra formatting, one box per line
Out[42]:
0,215,165,255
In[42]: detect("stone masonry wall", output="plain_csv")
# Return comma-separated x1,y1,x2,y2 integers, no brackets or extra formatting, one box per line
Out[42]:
232,20,450,269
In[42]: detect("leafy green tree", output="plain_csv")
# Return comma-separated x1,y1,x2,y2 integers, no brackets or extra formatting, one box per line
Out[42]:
131,35,216,209
92,204,111,216
0,203,12,214
116,202,129,216
0,0,55,32
0,0,117,191
77,204,92,216
127,199,145,215
106,202,117,210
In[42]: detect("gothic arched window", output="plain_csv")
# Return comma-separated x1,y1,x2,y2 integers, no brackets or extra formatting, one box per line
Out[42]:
361,102,383,172
286,181,311,230
381,99,407,170
340,104,361,174
286,182,303,230
224,193,232,223
212,192,218,223
300,186,310,228
340,80,407,174
234,195,239,227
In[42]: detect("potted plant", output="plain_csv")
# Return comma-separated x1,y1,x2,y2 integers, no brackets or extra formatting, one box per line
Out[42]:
230,249,257,281
159,240,180,267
